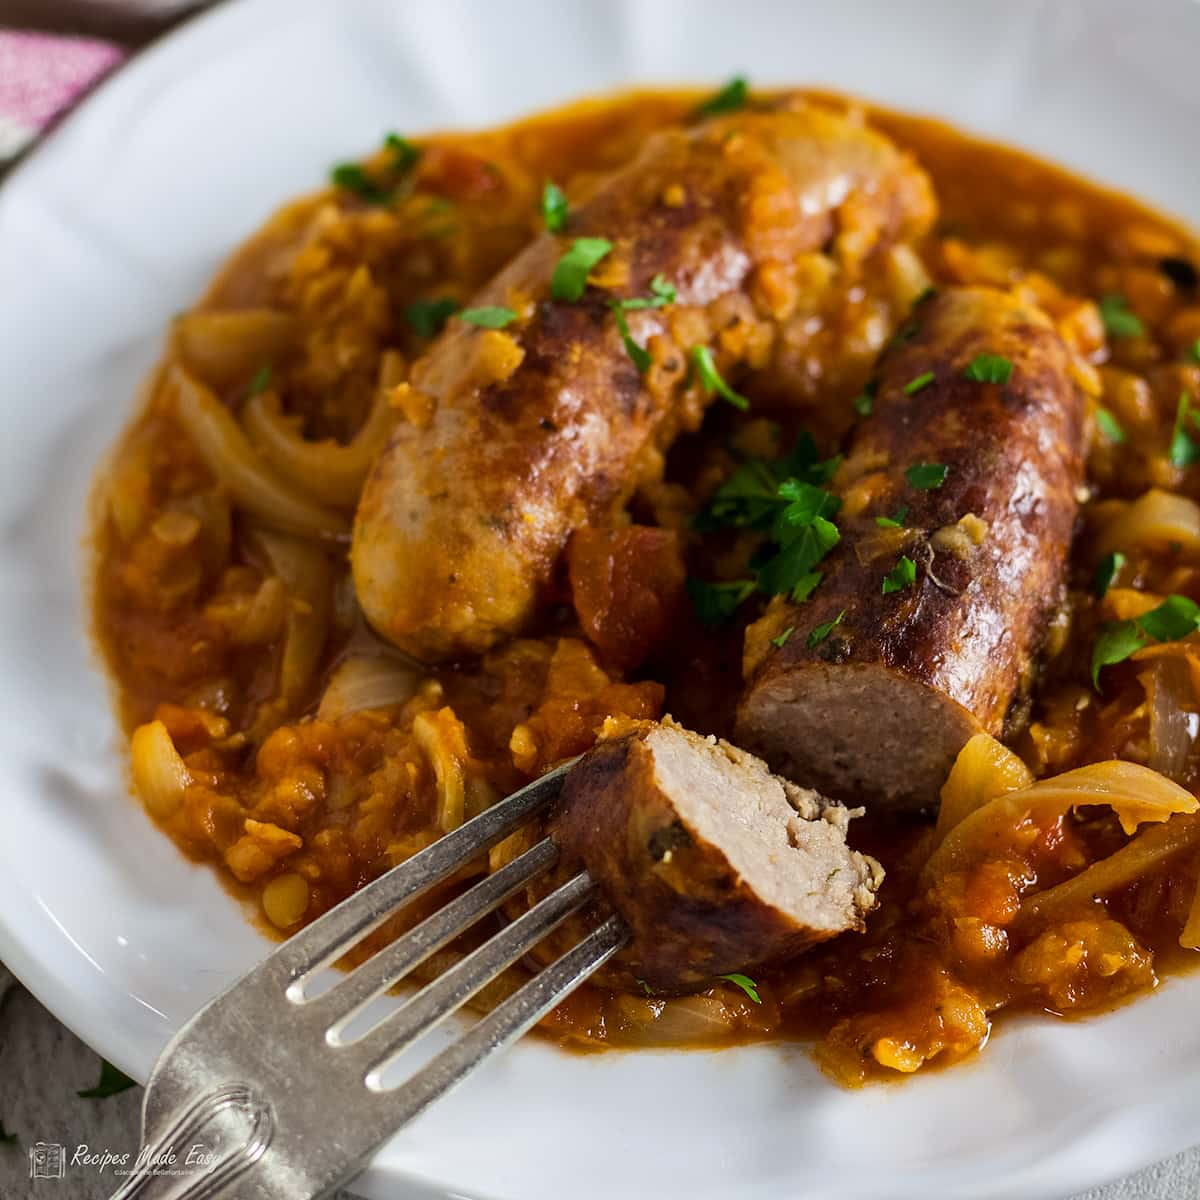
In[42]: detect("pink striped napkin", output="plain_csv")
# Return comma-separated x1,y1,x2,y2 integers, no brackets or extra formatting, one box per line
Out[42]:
0,30,124,162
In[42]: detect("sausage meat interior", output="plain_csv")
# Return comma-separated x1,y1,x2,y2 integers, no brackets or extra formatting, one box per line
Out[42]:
92,85,1200,1083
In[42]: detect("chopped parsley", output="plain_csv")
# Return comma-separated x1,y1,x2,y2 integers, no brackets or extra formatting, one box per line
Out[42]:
619,274,677,309
852,378,878,416
694,76,749,118
384,132,420,173
330,131,421,203
789,571,824,603
459,306,517,329
405,297,459,338
1092,551,1126,599
905,462,949,490
770,626,795,649
807,609,846,649
636,978,654,996
550,237,613,302
608,275,677,372
882,555,917,594
1192,338,1200,364
692,345,749,410
686,578,756,627
963,354,1013,384
541,181,568,232
874,505,909,529
1170,392,1200,468
1099,293,1145,339
78,1060,137,1100
756,518,840,595
1095,406,1126,444
612,306,651,373
718,972,761,1003
1091,594,1200,689
688,432,844,622
904,371,935,395
246,364,272,397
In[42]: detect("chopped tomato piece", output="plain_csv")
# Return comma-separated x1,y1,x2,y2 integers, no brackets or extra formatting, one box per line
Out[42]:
567,526,686,671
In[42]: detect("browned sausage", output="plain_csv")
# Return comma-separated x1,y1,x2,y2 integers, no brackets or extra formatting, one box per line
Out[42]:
736,286,1086,813
353,106,935,662
551,718,882,992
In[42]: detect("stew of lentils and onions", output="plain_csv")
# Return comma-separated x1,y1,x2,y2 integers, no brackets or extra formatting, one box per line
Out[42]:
92,86,1200,1083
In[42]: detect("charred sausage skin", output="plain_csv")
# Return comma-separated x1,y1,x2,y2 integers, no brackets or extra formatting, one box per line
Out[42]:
737,286,1087,813
353,106,934,662
552,719,882,992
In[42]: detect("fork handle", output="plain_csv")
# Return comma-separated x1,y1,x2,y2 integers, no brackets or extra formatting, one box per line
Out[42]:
109,1083,273,1200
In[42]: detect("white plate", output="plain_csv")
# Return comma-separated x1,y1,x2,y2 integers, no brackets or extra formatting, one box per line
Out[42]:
1,1,1198,1196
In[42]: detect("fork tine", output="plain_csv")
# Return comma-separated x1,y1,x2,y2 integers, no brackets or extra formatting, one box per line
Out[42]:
310,836,559,1032
274,759,575,983
348,869,597,1075
371,915,628,1124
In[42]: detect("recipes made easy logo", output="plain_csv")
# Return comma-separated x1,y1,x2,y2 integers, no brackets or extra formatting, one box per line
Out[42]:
27,1140,219,1181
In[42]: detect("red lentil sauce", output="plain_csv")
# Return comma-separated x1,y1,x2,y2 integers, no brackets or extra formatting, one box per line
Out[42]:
91,87,1200,1083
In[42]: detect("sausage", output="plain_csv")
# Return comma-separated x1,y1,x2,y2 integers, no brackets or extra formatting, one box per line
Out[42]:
736,286,1087,813
551,718,882,992
353,106,935,662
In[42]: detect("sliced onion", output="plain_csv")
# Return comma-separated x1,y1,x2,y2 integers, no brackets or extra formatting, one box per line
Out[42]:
169,365,348,540
610,994,737,1046
241,385,397,508
1018,815,1200,931
171,308,296,389
1095,488,1200,559
935,733,1034,842
130,720,191,819
317,654,425,721
925,759,1199,884
1143,657,1197,782
245,526,331,706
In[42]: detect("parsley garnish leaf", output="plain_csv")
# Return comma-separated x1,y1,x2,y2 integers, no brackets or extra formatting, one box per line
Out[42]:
807,609,846,648
874,505,909,529
1091,593,1200,688
905,462,948,490
1192,338,1200,364
770,626,795,649
78,1060,137,1100
246,364,272,397
612,306,651,373
718,972,761,1003
1099,293,1145,339
904,371,935,395
550,237,613,302
459,306,517,329
882,555,917,594
853,392,873,416
963,354,1013,384
1170,392,1200,468
619,274,677,310
686,578,756,627
1092,551,1126,599
694,77,749,118
1096,406,1126,444
692,345,749,410
790,570,823,603
756,518,840,595
541,181,568,232
405,297,459,338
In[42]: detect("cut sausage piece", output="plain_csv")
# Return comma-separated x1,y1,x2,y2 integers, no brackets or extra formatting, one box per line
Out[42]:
551,718,883,992
737,286,1087,814
353,105,935,662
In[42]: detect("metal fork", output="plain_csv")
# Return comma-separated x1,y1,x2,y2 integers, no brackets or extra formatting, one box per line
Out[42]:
109,758,627,1199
